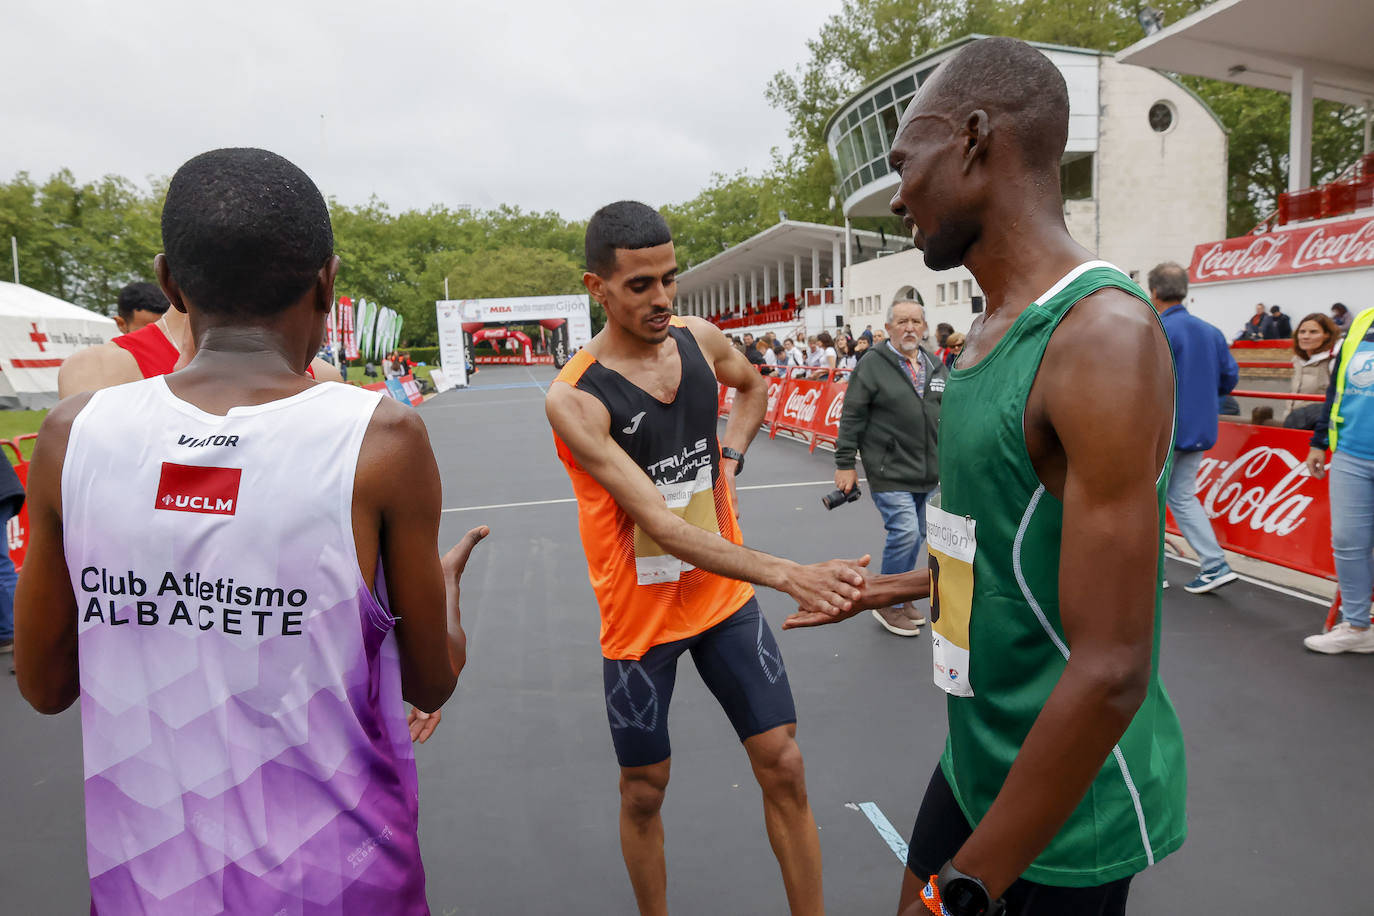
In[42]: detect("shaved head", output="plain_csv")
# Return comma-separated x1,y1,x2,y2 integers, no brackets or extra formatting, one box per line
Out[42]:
904,37,1069,172
889,38,1075,270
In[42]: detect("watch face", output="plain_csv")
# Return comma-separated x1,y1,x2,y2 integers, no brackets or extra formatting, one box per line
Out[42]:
941,877,989,915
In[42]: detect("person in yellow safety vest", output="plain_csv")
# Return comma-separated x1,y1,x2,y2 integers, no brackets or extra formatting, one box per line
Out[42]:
1304,305,1374,654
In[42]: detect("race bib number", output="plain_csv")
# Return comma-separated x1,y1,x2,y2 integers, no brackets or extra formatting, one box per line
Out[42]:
634,465,718,584
927,495,975,697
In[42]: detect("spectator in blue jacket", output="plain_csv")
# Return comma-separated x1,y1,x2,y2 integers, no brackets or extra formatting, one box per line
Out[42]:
1149,262,1240,593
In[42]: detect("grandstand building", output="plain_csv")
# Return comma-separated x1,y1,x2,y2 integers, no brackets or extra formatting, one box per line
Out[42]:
833,36,1228,333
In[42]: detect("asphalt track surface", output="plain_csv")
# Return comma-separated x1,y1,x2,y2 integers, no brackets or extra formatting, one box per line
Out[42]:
2,364,1371,914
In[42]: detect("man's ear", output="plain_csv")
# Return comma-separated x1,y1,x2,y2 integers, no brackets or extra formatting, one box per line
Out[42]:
316,256,341,312
583,270,607,306
153,254,188,314
961,109,992,175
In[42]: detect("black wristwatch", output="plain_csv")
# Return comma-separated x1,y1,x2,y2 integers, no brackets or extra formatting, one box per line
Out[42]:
720,447,745,475
936,860,1005,916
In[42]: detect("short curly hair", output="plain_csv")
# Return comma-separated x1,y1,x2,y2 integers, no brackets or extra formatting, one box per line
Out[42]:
161,148,333,317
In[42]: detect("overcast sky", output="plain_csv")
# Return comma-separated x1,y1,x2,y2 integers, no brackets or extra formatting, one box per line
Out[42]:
3,1,844,221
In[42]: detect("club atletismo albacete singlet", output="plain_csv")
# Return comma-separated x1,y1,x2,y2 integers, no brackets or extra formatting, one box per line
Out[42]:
62,377,427,915
553,318,754,661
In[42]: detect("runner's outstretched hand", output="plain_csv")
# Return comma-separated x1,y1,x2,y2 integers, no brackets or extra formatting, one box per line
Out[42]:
782,555,869,618
442,525,490,580
408,707,442,743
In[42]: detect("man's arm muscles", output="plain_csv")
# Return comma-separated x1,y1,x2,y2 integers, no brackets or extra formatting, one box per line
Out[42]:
360,403,463,712
685,317,767,458
14,396,89,713
546,384,865,614
951,306,1168,897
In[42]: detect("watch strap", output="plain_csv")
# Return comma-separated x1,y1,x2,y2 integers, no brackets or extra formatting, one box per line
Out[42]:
721,447,745,474
936,860,1005,916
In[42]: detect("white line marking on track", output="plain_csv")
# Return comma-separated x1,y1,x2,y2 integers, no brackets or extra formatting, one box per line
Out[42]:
524,366,548,394
443,497,575,513
1164,555,1330,607
846,802,908,864
440,479,863,513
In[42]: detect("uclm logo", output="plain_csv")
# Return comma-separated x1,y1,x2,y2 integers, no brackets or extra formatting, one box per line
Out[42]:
154,462,242,516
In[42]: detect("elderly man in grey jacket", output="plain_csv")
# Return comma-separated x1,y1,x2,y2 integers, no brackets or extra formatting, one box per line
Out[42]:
833,299,947,636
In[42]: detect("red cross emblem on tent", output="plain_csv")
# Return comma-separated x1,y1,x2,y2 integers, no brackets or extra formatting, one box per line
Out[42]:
28,322,48,352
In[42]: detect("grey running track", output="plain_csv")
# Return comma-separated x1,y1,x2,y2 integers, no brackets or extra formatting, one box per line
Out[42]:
2,365,1370,914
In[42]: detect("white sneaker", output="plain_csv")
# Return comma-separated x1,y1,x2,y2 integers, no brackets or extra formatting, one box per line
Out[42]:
1303,622,1374,654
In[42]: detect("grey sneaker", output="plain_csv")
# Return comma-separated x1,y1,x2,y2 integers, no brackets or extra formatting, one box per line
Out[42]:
0,638,12,654
872,607,921,637
1303,622,1374,654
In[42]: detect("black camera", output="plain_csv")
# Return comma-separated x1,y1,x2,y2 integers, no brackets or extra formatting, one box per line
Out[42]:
821,484,862,510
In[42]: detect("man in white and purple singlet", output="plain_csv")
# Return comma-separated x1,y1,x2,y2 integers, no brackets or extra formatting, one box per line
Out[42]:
14,148,485,915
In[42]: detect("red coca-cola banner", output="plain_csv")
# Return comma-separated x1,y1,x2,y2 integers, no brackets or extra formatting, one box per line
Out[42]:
717,372,848,453
1167,423,1333,579
1189,215,1374,283
770,378,848,451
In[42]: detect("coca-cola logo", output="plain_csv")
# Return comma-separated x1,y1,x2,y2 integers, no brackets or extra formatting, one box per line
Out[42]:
823,392,845,427
1192,216,1374,281
1292,218,1374,270
1196,446,1314,535
766,380,784,415
782,387,821,422
1194,235,1288,280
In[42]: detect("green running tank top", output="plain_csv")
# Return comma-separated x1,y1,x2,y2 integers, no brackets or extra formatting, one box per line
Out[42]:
927,261,1187,887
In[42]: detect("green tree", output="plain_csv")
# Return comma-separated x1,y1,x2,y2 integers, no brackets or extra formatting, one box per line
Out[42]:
755,0,1365,236
0,170,163,313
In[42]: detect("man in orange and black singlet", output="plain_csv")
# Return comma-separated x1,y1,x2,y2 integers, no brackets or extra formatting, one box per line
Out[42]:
546,201,869,916
59,281,341,396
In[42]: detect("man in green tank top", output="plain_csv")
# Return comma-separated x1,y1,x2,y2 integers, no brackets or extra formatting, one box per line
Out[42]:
785,37,1186,915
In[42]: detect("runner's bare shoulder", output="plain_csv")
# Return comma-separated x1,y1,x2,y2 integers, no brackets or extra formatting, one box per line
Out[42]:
56,343,140,398
545,381,611,442
309,357,343,383
679,315,728,352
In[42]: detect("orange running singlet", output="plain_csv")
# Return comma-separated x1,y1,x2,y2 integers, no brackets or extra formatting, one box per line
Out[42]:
552,319,754,660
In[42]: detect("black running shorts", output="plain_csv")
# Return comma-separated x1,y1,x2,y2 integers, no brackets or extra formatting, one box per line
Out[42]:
907,767,1133,916
602,598,797,768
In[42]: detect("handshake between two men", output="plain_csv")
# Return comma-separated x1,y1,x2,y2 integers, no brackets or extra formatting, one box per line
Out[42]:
780,556,932,632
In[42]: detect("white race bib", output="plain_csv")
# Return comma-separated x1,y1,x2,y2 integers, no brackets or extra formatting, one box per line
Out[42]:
927,495,976,697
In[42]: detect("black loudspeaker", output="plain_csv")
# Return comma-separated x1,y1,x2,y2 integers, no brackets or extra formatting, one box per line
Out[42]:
971,295,984,313
835,315,845,328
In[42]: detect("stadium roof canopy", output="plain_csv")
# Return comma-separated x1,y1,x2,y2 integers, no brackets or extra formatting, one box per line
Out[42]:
675,220,910,314
1118,0,1374,190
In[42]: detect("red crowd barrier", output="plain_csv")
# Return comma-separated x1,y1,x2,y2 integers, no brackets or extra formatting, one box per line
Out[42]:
717,367,849,453
1166,423,1333,579
2,435,35,571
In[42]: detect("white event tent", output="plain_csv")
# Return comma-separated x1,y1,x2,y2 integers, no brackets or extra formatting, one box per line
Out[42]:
0,282,117,409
